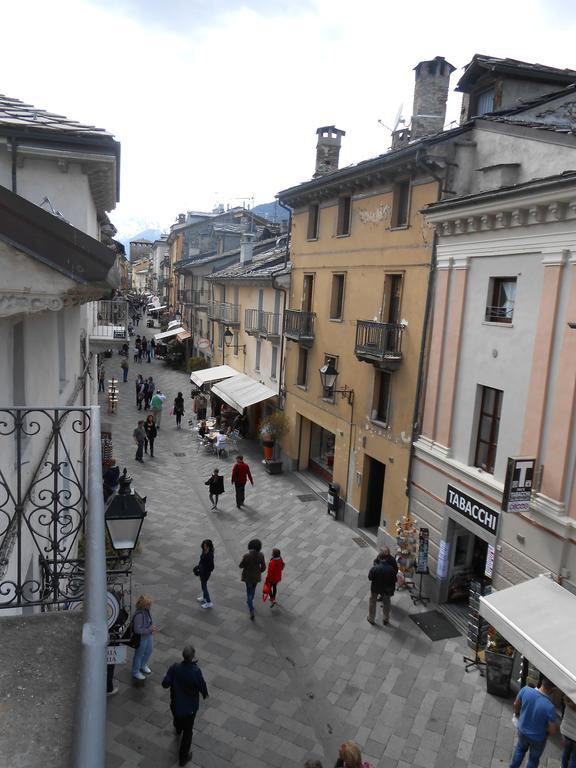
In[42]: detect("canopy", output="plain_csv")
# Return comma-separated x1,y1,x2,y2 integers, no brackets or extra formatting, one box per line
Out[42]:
154,327,185,341
177,330,191,341
147,305,167,313
480,575,576,700
211,373,277,412
190,364,238,387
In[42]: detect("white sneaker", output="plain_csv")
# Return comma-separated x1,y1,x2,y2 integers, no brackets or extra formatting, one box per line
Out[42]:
133,672,146,681
196,596,205,602
141,665,152,675
201,602,213,609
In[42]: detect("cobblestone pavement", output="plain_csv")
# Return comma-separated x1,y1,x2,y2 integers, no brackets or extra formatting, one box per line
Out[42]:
103,333,562,768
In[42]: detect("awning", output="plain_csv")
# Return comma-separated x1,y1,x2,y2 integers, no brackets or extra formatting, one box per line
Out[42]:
147,305,167,313
190,364,238,387
211,374,277,412
154,327,185,341
480,575,576,700
177,330,191,341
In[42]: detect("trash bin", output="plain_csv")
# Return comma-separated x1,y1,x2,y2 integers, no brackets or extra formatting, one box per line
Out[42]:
327,482,340,519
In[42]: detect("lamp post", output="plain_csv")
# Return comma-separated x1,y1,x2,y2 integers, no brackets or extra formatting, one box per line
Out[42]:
105,469,147,554
319,359,354,405
223,325,233,363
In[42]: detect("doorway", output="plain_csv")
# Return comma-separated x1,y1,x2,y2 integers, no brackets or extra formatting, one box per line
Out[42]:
363,457,385,531
447,523,489,604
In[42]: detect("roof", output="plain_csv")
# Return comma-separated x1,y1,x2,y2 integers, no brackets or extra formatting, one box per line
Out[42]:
0,94,115,137
207,242,289,283
456,54,576,92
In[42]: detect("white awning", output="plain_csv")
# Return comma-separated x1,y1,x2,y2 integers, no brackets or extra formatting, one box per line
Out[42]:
480,575,576,700
148,305,167,312
154,327,185,341
211,374,277,412
190,364,238,386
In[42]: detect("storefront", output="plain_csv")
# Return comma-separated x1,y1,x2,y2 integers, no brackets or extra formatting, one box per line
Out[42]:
309,423,335,483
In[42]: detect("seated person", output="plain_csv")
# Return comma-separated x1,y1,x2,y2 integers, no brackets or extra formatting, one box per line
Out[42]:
198,420,209,438
215,430,228,453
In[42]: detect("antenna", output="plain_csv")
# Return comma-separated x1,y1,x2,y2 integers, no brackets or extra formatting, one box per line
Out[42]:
377,103,404,133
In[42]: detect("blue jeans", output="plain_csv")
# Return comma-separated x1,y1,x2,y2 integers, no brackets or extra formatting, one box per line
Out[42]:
510,732,546,768
245,583,257,615
201,579,211,603
562,737,576,768
131,633,153,676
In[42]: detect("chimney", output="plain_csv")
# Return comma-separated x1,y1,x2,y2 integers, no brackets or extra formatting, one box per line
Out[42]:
240,233,256,265
313,125,346,178
177,213,185,224
410,56,455,141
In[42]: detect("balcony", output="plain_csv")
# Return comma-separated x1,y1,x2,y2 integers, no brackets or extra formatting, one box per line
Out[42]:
284,309,315,346
245,309,281,340
89,299,128,346
208,301,241,325
178,289,190,304
355,320,404,371
192,290,210,307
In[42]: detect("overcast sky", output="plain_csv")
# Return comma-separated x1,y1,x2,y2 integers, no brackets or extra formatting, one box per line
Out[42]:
2,0,576,238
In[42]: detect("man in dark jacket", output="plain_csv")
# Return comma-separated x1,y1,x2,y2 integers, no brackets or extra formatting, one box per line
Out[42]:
162,646,209,766
239,538,266,621
367,551,396,626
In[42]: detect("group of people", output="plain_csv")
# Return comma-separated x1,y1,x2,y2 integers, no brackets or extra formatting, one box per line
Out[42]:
134,334,155,364
202,456,254,510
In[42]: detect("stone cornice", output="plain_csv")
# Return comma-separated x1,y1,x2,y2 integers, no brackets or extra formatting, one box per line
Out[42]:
432,200,576,237
0,290,105,318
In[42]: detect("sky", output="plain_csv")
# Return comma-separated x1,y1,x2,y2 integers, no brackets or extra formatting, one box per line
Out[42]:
2,0,576,239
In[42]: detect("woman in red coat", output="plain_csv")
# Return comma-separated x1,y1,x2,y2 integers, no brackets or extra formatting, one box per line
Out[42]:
264,548,284,606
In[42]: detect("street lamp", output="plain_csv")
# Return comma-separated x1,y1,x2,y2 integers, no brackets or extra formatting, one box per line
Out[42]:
319,359,354,405
224,326,234,347
105,469,147,553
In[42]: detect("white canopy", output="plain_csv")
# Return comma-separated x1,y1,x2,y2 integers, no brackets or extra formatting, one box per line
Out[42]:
480,575,576,701
148,305,167,313
190,364,238,387
211,374,277,412
154,326,185,341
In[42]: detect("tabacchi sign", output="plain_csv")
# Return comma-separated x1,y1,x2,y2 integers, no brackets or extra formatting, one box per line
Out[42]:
502,457,535,513
446,485,499,536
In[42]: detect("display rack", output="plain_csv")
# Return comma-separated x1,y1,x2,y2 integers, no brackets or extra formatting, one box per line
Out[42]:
395,514,417,590
107,378,119,414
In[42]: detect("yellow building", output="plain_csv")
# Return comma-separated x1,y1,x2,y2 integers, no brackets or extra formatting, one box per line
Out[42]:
278,115,447,546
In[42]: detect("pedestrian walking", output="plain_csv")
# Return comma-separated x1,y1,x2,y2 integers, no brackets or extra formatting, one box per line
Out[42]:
239,538,266,621
173,392,185,429
231,455,253,509
193,391,207,422
150,338,156,360
134,337,141,363
205,468,224,509
121,357,129,383
509,678,558,768
334,740,374,768
144,376,155,410
135,374,144,407
151,389,166,429
133,420,146,462
144,414,157,457
367,550,396,626
264,548,284,606
561,696,576,768
194,539,215,608
161,645,208,767
131,595,156,681
98,362,106,392
141,337,148,364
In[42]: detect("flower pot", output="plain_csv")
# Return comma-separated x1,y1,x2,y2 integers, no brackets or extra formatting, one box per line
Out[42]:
262,439,275,461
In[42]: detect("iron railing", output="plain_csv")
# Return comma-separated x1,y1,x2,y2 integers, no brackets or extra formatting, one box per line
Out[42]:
485,304,513,323
245,309,281,338
89,300,128,342
284,309,315,342
208,301,241,325
355,320,404,365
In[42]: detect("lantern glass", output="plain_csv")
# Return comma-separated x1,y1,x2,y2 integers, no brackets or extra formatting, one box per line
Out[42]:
319,359,338,390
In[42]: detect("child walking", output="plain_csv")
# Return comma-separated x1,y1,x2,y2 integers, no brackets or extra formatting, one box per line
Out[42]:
265,548,284,606
205,468,224,510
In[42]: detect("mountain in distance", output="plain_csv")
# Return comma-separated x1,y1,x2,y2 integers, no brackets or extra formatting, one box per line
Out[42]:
252,201,289,222
119,228,163,259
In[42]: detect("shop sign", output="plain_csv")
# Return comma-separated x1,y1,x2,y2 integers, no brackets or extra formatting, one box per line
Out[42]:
107,645,128,665
502,457,535,513
416,528,429,574
436,539,450,580
446,485,499,536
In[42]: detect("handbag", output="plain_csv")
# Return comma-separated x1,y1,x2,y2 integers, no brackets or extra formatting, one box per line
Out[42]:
127,613,141,649
262,581,270,602
193,565,200,577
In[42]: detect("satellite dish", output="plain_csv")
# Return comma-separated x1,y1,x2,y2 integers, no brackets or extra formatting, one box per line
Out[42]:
377,103,404,133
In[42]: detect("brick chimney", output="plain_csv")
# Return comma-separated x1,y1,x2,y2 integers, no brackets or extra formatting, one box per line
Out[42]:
410,57,455,141
240,233,256,265
314,126,346,178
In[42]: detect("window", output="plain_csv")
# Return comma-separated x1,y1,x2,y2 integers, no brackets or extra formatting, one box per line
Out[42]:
383,274,402,324
255,340,262,371
329,274,345,320
475,89,495,116
322,355,338,400
391,180,411,228
233,331,239,356
217,324,223,350
485,277,516,324
307,204,320,240
270,346,278,380
337,196,351,236
372,371,391,424
297,347,309,387
474,386,503,474
302,274,314,312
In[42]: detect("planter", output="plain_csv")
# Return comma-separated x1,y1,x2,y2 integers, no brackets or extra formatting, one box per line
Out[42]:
262,439,275,461
264,459,283,475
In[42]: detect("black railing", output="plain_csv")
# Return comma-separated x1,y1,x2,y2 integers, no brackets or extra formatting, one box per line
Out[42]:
485,304,513,323
245,309,281,338
208,301,241,325
284,310,315,341
355,320,404,365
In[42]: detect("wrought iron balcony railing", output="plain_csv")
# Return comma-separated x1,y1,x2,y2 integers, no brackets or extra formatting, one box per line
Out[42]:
245,309,281,339
355,320,404,370
284,309,315,345
89,300,128,344
207,301,241,325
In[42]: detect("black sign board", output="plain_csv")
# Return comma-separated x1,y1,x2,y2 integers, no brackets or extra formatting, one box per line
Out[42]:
502,457,535,513
416,528,429,574
446,485,499,536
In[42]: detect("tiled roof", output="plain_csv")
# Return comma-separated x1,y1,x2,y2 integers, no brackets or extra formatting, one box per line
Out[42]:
207,242,290,282
480,115,575,133
0,94,114,137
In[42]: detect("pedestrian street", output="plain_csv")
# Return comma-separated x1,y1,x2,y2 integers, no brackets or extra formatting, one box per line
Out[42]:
102,348,562,768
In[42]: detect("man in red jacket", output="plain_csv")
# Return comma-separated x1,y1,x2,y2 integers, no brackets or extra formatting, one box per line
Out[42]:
231,455,253,508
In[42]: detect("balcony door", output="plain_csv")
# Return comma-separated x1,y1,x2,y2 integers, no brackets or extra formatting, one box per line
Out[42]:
382,274,402,324
302,274,314,313
363,457,385,530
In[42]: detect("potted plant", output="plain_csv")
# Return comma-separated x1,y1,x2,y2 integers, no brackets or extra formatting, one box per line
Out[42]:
258,410,290,468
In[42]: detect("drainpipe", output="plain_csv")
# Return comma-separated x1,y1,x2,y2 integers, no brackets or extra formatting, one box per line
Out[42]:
272,198,292,408
10,136,18,193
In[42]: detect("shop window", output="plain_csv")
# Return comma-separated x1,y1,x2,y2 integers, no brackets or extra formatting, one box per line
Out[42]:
474,386,503,474
270,346,278,380
307,204,320,240
297,347,309,387
485,277,516,323
329,274,345,320
336,196,351,236
391,180,411,228
309,423,336,482
372,371,391,424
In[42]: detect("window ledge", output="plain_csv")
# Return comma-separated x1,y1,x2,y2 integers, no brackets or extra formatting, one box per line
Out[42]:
482,321,514,329
321,397,336,404
296,384,308,391
389,225,410,231
370,419,389,430
306,237,319,242
328,318,344,323
335,233,350,239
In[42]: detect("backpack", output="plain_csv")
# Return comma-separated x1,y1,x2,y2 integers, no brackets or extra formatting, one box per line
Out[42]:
127,612,141,648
